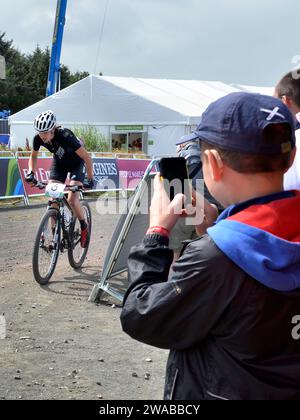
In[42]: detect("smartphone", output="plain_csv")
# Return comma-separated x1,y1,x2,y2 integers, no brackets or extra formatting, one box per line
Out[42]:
159,157,192,204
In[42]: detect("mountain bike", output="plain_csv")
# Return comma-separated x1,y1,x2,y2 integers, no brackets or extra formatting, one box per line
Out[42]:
32,181,92,285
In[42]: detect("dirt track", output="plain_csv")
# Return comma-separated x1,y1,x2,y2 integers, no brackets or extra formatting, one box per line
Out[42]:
0,198,168,400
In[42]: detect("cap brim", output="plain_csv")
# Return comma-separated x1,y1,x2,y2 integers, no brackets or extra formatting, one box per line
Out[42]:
175,132,199,145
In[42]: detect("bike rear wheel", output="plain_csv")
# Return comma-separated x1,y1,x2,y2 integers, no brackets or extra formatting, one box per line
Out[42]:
32,209,61,285
68,201,92,269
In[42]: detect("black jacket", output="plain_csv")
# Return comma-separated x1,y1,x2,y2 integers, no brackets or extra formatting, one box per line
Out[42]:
121,231,300,400
33,128,83,170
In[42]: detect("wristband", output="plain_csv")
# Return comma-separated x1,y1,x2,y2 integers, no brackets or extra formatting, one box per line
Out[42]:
146,226,170,237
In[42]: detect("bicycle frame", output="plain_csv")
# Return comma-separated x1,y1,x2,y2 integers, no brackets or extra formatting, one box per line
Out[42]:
40,182,84,252
32,181,91,284
48,197,73,251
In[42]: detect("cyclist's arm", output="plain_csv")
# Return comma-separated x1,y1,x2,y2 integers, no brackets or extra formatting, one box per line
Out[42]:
75,147,93,180
28,150,39,173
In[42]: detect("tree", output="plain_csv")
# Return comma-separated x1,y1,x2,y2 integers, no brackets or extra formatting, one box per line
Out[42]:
0,32,90,114
60,65,89,89
25,45,50,99
0,32,29,112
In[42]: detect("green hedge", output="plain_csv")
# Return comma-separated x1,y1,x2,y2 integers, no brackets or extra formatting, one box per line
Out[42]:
73,126,110,152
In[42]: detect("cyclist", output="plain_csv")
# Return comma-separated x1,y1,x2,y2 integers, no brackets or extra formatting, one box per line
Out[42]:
25,110,94,248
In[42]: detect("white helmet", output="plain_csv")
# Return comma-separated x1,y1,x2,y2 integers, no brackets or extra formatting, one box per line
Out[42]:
34,110,56,132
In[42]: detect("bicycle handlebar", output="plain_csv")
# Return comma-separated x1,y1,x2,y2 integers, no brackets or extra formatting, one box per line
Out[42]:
32,180,89,193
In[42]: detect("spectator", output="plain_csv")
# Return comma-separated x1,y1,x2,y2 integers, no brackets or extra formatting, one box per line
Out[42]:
274,69,300,189
169,138,220,260
121,92,300,400
135,138,142,150
131,138,143,152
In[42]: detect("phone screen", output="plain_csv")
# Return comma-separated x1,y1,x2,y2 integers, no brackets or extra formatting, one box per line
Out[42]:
159,157,192,203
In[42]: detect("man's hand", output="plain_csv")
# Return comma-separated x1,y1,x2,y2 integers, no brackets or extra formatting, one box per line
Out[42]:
25,171,35,184
192,190,218,236
149,173,185,232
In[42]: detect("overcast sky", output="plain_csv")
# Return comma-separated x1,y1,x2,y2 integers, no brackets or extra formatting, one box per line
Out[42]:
1,0,299,87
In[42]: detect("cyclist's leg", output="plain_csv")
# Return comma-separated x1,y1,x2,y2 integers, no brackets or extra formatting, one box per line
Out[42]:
48,163,67,232
67,163,86,219
68,184,89,248
67,182,85,219
68,164,89,247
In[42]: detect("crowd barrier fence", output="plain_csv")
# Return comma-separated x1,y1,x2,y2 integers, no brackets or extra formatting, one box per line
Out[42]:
0,152,154,205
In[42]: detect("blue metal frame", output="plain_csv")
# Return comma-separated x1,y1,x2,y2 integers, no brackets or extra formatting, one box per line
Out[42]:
46,0,68,97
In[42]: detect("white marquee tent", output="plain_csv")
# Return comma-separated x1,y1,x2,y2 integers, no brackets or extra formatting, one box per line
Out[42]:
9,75,273,155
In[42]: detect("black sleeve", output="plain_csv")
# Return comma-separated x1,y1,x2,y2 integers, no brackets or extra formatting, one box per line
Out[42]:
121,234,242,350
61,129,82,152
33,135,41,151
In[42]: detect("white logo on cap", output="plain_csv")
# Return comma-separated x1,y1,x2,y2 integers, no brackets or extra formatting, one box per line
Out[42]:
260,107,285,121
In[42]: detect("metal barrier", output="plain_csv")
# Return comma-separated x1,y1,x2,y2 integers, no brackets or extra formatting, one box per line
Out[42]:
90,152,151,159
89,159,158,303
0,152,154,205
15,150,52,158
0,150,150,159
90,152,116,158
115,153,151,159
0,151,14,157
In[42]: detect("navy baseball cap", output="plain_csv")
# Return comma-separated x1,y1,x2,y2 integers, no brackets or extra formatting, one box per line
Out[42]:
175,133,199,145
179,92,296,154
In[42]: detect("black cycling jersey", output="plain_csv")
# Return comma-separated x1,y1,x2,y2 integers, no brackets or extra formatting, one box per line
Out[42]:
33,127,83,170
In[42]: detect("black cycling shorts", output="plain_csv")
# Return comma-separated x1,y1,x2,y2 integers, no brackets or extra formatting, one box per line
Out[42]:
50,160,85,184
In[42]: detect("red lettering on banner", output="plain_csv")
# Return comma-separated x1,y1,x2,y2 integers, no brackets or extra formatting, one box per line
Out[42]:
18,158,52,196
37,168,50,183
22,168,50,183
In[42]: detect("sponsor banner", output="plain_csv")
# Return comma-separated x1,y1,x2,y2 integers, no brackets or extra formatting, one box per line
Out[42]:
91,158,120,190
17,156,152,197
18,157,120,195
117,159,152,189
18,157,52,196
0,158,24,197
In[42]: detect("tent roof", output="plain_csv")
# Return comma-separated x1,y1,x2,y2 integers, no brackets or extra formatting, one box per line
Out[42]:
9,75,273,126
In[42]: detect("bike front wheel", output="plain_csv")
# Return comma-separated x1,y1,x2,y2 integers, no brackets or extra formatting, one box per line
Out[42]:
32,209,61,285
68,201,92,269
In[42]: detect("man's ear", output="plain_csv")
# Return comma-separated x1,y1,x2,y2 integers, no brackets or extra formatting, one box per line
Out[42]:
281,95,295,110
204,149,224,181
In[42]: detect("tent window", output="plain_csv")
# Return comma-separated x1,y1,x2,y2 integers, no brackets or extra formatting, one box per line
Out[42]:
111,132,145,154
128,133,143,153
112,134,127,152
